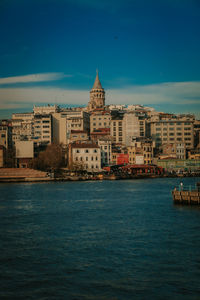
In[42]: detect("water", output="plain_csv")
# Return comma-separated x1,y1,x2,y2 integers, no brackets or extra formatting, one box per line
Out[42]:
0,177,200,300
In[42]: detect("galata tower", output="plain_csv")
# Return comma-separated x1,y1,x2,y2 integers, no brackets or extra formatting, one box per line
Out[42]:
88,71,105,111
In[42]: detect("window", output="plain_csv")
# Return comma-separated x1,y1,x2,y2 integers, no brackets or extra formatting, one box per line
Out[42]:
156,127,161,131
76,150,80,153
94,149,97,153
169,128,174,131
86,157,88,161
169,133,174,136
85,149,89,153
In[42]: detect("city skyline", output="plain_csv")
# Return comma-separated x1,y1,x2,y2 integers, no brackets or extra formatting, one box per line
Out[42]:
0,0,200,118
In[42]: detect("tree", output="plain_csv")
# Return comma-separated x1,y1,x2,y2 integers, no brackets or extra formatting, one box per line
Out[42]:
32,143,64,171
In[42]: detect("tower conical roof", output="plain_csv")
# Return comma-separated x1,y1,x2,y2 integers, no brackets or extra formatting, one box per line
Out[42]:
92,71,103,89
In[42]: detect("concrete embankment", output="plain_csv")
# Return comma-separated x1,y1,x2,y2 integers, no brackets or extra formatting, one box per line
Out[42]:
0,168,53,182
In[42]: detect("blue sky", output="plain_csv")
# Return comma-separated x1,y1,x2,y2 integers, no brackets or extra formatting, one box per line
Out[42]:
0,0,200,118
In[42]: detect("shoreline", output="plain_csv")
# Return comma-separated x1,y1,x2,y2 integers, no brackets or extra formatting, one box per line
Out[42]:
0,173,199,183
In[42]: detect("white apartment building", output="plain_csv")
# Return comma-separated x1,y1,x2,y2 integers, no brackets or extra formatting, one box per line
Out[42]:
33,114,52,145
68,143,101,172
98,138,112,167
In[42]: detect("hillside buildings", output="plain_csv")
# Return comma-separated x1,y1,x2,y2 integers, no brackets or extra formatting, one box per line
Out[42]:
0,72,199,172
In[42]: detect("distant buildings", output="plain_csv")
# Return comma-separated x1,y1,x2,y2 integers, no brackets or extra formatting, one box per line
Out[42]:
0,72,199,172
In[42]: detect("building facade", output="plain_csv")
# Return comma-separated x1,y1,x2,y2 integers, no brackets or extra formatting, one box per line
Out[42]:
149,114,194,149
68,142,101,172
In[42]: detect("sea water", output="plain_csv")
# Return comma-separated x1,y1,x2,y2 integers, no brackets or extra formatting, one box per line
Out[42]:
0,177,200,299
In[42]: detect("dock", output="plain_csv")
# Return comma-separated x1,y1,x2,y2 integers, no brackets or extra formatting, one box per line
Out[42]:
172,183,200,205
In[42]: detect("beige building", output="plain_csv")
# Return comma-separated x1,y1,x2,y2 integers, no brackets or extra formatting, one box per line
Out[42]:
52,110,90,146
69,130,88,143
123,112,146,146
88,72,105,111
68,142,101,172
149,114,195,149
33,105,58,115
128,138,154,165
159,143,186,160
15,140,34,168
12,113,34,145
110,111,124,144
188,148,200,160
90,110,111,133
33,114,52,146
110,111,146,145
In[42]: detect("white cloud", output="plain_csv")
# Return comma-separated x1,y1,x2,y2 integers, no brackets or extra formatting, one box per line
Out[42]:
0,80,199,117
0,72,70,85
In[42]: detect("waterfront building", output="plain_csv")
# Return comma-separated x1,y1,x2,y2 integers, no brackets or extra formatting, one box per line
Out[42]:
149,113,195,149
88,72,105,111
127,138,154,165
68,142,101,172
159,143,186,160
98,138,112,167
15,141,34,168
188,147,200,160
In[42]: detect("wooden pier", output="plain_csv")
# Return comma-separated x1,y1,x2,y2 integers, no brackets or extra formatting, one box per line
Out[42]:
172,187,200,205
